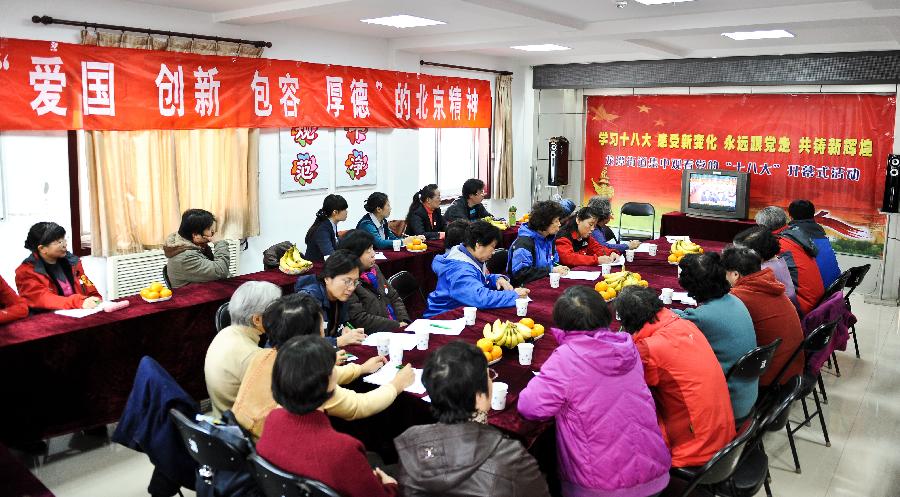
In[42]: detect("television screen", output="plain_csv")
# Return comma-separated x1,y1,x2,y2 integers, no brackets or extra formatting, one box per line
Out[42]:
687,173,739,212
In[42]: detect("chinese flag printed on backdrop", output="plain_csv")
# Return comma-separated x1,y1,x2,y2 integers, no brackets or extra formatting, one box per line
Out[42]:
584,94,895,255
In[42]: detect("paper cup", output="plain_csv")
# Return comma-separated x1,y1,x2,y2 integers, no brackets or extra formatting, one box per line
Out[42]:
416,331,429,351
389,341,404,365
661,288,674,305
377,336,390,357
464,306,477,325
549,272,561,288
601,263,611,276
515,298,529,317
491,382,509,411
392,239,402,252
648,244,658,256
517,343,534,366
625,250,635,262
677,265,682,278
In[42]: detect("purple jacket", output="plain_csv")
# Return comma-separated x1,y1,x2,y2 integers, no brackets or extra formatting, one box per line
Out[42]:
802,291,855,375
518,328,671,497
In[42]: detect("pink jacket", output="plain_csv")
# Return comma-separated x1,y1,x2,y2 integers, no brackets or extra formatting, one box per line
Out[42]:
518,327,670,497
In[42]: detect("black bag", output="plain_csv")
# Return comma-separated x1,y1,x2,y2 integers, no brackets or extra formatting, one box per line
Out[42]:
262,241,295,270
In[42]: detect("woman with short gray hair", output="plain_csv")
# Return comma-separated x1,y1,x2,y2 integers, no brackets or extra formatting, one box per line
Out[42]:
204,281,282,417
587,196,640,253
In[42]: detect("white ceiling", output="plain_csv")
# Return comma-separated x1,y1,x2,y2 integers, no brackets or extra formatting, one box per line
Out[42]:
133,0,900,65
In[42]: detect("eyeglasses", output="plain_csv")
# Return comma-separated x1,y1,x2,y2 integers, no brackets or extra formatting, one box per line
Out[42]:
338,277,361,289
487,368,498,381
49,238,67,246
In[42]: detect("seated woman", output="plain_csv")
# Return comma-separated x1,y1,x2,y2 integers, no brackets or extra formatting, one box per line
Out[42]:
204,281,281,418
733,226,799,310
509,200,569,286
164,209,230,289
426,221,528,317
555,207,620,268
357,192,418,250
395,341,550,497
518,286,670,497
232,293,414,439
304,194,349,262
337,230,411,332
675,253,758,422
405,184,446,240
587,196,640,252
16,222,102,310
0,275,29,324
255,334,400,497
443,220,469,254
295,250,367,347
616,286,735,468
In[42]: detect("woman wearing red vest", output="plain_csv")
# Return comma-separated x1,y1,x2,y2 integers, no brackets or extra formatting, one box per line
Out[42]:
555,207,619,267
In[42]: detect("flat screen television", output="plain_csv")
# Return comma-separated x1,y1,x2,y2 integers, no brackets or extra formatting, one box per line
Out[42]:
680,169,750,219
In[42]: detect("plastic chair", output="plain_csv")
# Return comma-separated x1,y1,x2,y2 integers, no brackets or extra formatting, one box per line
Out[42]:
169,409,252,487
819,270,851,307
215,302,231,333
388,270,425,308
616,202,655,241
843,264,870,357
249,451,343,497
486,248,509,276
726,339,782,382
668,418,759,497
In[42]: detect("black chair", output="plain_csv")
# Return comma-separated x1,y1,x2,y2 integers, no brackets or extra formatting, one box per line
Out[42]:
388,270,425,309
668,418,760,497
843,264,871,358
819,270,851,307
726,339,782,382
215,302,231,332
486,248,509,276
163,265,173,289
616,202,655,241
169,409,252,485
249,451,342,497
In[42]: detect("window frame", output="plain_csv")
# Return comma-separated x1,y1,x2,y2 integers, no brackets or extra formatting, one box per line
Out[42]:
432,127,493,205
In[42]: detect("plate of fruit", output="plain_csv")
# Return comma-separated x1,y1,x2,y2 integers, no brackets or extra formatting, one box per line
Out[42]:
476,337,504,364
406,238,428,253
667,240,704,265
482,319,543,349
140,282,172,303
517,318,545,341
279,245,313,275
595,271,648,301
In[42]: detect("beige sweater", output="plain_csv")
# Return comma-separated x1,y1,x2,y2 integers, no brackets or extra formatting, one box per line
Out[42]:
204,325,261,418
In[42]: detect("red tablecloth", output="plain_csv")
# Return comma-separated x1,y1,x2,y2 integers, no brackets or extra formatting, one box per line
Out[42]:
660,211,757,243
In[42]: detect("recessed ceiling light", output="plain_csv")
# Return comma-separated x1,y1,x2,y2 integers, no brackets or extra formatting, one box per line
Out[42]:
360,15,445,29
722,29,795,41
510,44,571,52
634,0,696,4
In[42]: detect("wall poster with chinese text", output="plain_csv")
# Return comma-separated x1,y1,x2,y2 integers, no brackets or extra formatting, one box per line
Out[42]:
279,127,334,193
335,128,377,188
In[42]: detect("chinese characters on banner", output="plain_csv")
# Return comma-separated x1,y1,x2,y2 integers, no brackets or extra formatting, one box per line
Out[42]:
0,38,492,130
584,94,895,256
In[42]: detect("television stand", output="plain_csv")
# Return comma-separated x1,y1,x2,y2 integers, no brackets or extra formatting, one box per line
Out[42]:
660,211,757,243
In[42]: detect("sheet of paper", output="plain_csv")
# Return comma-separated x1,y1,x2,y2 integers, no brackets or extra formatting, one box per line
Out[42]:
54,306,104,318
421,395,431,403
405,318,466,336
665,235,691,243
671,292,697,306
374,252,387,260
634,243,654,253
363,366,426,394
607,258,625,267
361,332,419,350
561,270,602,281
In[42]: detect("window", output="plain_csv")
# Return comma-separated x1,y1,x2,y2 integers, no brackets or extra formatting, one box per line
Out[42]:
418,128,491,200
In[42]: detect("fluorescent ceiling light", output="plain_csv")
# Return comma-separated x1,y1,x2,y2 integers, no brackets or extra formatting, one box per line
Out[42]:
510,44,571,52
722,29,795,41
360,15,445,29
634,0,696,4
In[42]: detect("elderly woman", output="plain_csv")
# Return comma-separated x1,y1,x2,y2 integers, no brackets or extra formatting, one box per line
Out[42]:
295,250,367,347
0,276,28,324
256,335,400,497
587,197,640,253
395,341,551,497
675,253,758,421
733,226,798,309
555,207,619,267
337,230,410,332
755,205,823,314
615,286,735,468
232,293,414,438
163,209,230,289
518,286,670,497
203,281,282,418
509,200,569,286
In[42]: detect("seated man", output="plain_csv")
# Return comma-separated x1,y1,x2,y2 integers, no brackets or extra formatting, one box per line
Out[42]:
204,281,281,418
722,246,805,387
426,221,528,317
0,275,29,324
756,206,824,315
509,200,569,286
16,221,102,310
164,209,230,289
444,178,493,222
788,200,841,289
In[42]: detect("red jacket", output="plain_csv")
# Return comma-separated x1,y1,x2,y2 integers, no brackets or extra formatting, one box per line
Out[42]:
774,227,824,315
730,268,805,386
0,276,28,324
633,308,735,468
555,230,615,267
15,252,101,310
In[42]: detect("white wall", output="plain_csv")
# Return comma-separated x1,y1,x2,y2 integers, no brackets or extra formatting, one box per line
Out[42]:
0,0,533,292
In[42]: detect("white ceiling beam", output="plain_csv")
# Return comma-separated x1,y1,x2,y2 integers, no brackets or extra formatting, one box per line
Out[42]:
864,0,900,10
624,39,689,58
459,0,587,30
213,0,354,25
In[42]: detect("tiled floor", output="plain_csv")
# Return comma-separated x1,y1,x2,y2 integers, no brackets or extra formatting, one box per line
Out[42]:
13,295,900,497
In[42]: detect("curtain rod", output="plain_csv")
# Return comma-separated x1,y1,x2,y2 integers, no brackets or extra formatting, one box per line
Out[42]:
31,15,273,48
420,60,512,76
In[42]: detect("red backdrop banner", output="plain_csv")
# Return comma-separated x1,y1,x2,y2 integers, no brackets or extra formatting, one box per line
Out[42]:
584,94,895,255
0,38,492,130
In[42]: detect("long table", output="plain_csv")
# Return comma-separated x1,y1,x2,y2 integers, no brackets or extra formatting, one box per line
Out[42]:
660,211,757,242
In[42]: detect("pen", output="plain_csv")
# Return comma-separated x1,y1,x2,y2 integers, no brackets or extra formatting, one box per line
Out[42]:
345,322,355,329
429,323,451,330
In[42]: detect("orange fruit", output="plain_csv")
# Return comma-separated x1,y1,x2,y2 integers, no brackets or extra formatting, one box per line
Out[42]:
519,318,535,328
149,282,163,293
698,248,704,253
673,250,684,257
532,324,545,337
476,337,494,352
490,345,502,360
484,350,492,361
633,273,642,281
667,254,678,263
638,280,649,287
607,288,617,298
140,288,152,298
146,291,160,300
595,281,608,292
160,288,173,298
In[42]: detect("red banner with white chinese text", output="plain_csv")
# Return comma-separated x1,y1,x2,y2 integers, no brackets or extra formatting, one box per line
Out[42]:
0,38,492,130
584,94,895,256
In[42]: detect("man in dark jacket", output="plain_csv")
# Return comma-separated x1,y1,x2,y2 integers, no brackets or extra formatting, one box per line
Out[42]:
788,200,842,289
444,178,493,222
338,230,411,332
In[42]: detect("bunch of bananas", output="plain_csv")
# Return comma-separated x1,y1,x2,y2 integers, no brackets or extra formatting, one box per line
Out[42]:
595,271,648,300
483,319,532,349
668,240,704,264
279,245,313,275
482,216,509,231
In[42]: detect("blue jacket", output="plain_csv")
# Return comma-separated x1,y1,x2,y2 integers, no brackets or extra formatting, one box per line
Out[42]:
509,223,559,285
426,244,518,317
112,356,199,491
591,225,629,253
674,294,758,420
295,274,346,346
304,221,338,262
789,219,841,289
356,213,402,250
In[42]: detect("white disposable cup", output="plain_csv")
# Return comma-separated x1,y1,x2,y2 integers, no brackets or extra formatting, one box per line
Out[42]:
389,341,404,365
648,244,658,256
661,288,674,305
491,382,509,411
517,343,534,366
464,306,477,325
515,298,529,317
392,239,402,252
416,331,429,351
377,336,390,357
677,266,682,278
625,250,635,262
615,310,621,321
549,272,561,288
601,263,611,275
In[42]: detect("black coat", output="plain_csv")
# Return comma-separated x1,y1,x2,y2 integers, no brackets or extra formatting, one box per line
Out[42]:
444,197,492,223
406,203,447,240
347,265,411,332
